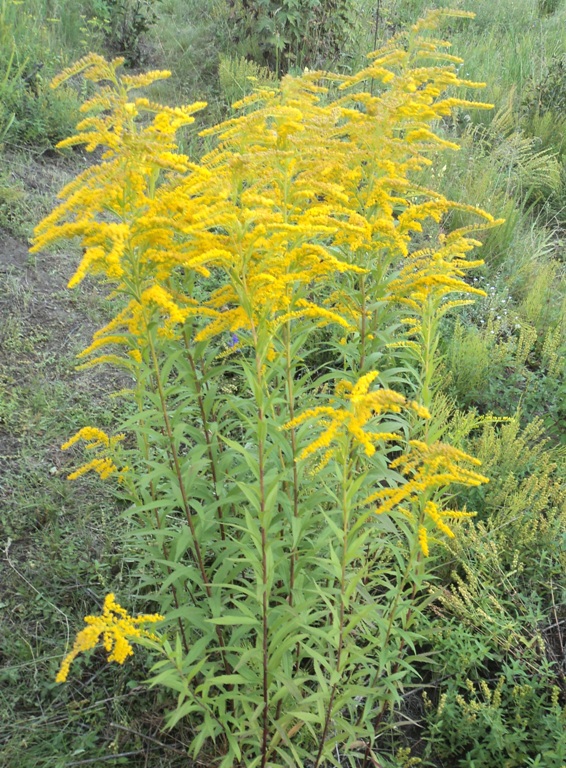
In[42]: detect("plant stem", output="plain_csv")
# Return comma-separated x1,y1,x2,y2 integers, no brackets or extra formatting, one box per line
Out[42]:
420,294,438,441
133,364,190,654
370,0,381,96
183,332,226,541
255,345,270,768
313,444,351,768
147,332,230,673
360,274,368,370
284,321,300,606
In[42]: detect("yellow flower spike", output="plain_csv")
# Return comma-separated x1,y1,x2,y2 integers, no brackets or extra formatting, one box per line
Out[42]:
56,594,163,683
62,426,117,451
285,372,417,463
61,427,125,481
367,440,487,554
424,500,455,539
73,427,123,449
67,457,117,481
141,285,189,325
418,526,429,557
410,401,431,419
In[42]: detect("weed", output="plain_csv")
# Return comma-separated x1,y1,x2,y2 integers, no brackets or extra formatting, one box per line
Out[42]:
1,0,566,765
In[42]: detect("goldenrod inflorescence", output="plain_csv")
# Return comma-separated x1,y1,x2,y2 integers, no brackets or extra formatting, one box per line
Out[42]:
31,21,500,367
61,427,125,480
285,371,430,467
56,593,163,683
367,440,489,555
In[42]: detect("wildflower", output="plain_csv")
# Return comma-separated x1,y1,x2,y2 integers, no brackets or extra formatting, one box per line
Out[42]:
56,593,163,683
285,372,429,467
61,426,124,451
61,427,125,480
366,441,488,554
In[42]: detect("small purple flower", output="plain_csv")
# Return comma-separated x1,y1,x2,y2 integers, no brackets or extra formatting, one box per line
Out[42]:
227,333,239,348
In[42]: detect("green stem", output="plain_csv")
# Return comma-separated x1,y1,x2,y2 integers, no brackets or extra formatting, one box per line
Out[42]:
257,350,270,768
147,332,230,673
360,274,368,371
183,332,226,541
133,362,190,654
284,321,300,607
313,443,351,768
420,294,438,438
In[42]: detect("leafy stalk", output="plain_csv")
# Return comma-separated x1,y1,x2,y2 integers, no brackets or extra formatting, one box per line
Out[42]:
313,438,352,768
183,331,227,541
147,332,230,673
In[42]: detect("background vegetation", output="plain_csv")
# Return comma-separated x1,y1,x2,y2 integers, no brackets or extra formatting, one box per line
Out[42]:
0,0,564,766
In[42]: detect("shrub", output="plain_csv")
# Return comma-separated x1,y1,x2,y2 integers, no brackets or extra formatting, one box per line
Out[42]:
87,0,162,65
228,0,355,75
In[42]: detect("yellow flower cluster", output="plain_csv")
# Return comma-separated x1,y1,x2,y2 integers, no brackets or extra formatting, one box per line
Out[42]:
386,221,503,343
31,12,498,366
285,372,429,467
366,440,489,555
56,593,163,683
61,426,125,480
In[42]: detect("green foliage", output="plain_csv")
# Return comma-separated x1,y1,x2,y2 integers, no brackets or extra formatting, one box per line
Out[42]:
467,92,561,204
218,53,277,107
521,55,566,225
455,415,566,564
113,330,433,767
414,412,566,766
228,0,355,74
0,164,24,219
0,0,81,150
423,661,566,767
443,230,566,435
538,0,563,16
88,0,162,65
523,54,566,120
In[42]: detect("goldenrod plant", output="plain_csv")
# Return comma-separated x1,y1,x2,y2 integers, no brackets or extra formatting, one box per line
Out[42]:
33,12,503,766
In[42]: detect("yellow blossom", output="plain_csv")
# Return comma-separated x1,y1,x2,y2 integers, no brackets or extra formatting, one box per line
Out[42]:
61,427,125,480
418,526,429,557
366,440,488,553
31,14,498,367
61,426,124,451
285,372,429,466
56,593,163,683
